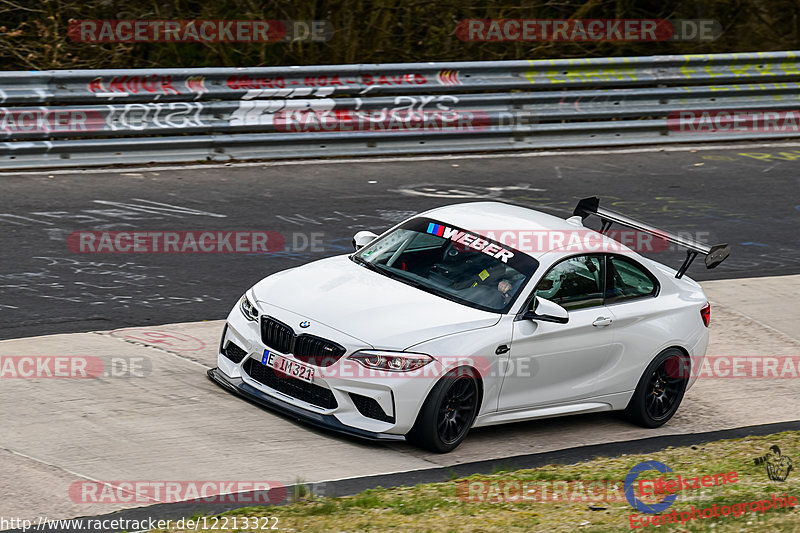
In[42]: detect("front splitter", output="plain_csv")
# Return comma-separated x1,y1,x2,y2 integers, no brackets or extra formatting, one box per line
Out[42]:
207,367,406,442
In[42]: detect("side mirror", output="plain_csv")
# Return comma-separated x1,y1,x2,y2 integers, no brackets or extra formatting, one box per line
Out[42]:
352,230,378,251
523,296,569,324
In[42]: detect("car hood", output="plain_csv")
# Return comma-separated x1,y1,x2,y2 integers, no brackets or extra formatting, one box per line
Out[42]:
251,255,500,349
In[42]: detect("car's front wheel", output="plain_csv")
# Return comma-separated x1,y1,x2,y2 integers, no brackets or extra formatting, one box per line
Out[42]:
407,368,479,453
625,348,689,428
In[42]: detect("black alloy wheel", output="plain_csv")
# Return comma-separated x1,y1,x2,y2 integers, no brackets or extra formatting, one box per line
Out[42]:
625,348,689,428
407,368,480,453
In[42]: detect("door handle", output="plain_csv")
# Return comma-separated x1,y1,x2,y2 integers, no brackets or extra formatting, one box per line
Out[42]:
592,317,613,327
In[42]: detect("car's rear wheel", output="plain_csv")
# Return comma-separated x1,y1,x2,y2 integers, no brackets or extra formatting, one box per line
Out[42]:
625,348,689,428
407,368,479,453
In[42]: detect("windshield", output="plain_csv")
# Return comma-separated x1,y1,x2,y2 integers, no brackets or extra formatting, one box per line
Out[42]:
352,217,539,313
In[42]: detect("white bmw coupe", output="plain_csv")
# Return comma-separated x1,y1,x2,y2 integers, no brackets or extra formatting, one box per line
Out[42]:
209,197,729,452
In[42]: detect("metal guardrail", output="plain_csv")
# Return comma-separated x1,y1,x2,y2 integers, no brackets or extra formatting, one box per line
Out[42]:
1,51,800,169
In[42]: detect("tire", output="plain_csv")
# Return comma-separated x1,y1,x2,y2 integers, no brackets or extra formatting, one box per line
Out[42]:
407,367,479,453
625,348,689,428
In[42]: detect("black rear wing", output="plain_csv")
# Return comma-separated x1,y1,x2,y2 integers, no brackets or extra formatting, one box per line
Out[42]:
573,196,730,279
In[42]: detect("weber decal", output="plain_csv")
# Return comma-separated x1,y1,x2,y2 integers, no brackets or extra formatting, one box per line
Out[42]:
426,222,515,263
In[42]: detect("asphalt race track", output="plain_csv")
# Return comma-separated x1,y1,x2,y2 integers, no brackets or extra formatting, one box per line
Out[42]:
1,142,799,340
1,142,800,528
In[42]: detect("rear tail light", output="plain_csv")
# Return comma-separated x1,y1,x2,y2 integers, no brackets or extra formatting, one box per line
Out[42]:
700,302,711,327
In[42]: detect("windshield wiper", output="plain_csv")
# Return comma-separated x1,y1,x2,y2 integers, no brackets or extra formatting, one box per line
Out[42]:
389,272,424,289
352,254,388,275
353,256,423,287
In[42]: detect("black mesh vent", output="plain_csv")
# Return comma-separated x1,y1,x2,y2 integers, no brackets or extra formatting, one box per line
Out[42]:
243,358,337,409
260,316,346,367
222,342,248,364
350,392,394,423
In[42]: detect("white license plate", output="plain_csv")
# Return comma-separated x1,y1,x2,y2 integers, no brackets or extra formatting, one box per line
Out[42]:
262,350,315,383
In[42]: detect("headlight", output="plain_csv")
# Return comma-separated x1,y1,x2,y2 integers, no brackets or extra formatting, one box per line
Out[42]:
348,350,433,372
240,295,259,321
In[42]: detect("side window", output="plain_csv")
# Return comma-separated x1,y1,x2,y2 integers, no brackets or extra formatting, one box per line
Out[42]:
533,255,604,311
606,256,658,303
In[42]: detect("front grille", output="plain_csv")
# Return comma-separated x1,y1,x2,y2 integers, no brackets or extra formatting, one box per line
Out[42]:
243,358,337,409
261,316,294,354
294,335,346,367
350,392,394,423
222,342,247,363
260,316,346,367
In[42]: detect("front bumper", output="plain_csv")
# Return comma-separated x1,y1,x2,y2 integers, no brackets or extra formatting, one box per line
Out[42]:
207,367,405,442
215,301,445,438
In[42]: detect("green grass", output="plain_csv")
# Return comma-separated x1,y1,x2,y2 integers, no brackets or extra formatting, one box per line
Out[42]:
151,431,800,532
